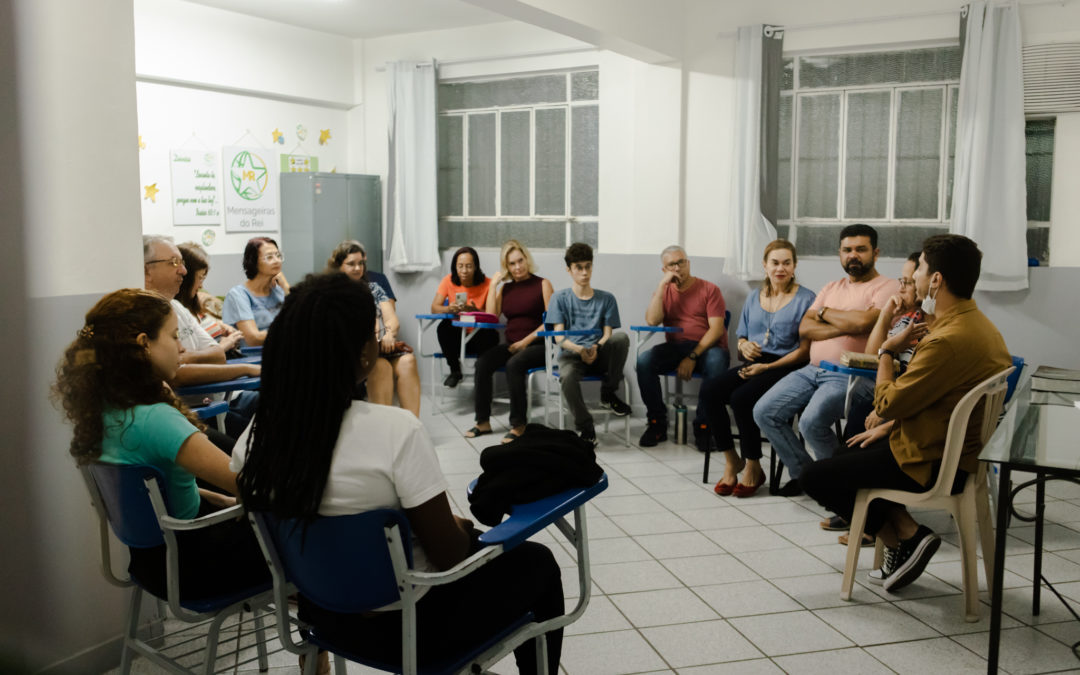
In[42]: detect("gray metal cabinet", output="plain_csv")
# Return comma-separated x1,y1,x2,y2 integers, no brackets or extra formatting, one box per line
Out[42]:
280,172,382,282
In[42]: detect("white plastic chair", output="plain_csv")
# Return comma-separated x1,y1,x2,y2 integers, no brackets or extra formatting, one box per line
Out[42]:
840,366,1014,622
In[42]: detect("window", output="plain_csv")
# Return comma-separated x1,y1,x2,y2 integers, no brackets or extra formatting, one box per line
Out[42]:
780,46,1053,262
437,70,599,250
778,47,962,256
1025,118,1054,263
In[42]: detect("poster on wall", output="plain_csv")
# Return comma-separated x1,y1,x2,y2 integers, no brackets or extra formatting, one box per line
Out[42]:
281,154,318,173
170,149,221,225
222,145,279,233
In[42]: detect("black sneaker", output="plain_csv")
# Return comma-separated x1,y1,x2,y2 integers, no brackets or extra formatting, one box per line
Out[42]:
882,525,941,592
692,423,712,453
866,545,899,586
776,479,802,497
600,393,632,416
443,370,463,388
638,418,667,447
580,425,597,446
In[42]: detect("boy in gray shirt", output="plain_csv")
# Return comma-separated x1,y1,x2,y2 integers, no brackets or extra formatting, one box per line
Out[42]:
547,243,631,444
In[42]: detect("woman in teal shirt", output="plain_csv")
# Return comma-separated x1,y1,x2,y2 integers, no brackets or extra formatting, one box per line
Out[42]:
54,288,267,600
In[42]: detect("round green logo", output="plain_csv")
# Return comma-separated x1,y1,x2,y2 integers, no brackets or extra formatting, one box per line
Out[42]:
230,151,269,201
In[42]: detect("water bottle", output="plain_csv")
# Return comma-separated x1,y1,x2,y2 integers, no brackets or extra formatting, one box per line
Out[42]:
674,401,688,444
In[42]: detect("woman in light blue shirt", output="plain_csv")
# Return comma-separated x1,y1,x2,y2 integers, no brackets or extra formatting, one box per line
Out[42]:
708,240,815,498
222,237,290,346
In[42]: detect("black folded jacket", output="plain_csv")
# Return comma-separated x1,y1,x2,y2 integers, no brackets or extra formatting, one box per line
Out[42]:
468,424,603,526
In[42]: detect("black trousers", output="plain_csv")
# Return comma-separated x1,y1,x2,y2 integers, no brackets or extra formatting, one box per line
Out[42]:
300,541,564,675
474,342,546,427
128,500,270,602
436,320,500,372
802,440,966,535
703,354,799,461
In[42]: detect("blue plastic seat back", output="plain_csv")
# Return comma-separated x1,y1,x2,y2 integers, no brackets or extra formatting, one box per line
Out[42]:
1005,355,1024,403
260,509,415,613
87,463,170,549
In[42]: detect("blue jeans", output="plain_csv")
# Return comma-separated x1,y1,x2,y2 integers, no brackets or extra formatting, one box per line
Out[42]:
752,364,848,480
635,340,729,424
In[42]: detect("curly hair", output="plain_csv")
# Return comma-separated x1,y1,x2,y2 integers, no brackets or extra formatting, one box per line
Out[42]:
238,273,377,519
52,288,203,465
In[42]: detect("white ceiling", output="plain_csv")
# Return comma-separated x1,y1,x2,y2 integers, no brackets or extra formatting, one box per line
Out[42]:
180,0,507,39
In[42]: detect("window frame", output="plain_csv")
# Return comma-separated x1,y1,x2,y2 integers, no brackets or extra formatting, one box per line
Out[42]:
783,46,961,227
437,69,599,247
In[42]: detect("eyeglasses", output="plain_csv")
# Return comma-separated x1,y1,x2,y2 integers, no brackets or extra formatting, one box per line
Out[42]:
898,279,915,288
343,259,366,268
146,257,183,268
664,258,688,270
261,252,284,262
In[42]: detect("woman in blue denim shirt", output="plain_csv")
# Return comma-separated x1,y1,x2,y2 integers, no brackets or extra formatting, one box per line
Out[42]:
709,240,815,498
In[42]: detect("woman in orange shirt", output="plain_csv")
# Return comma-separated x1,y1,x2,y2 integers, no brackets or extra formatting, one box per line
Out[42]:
429,246,498,387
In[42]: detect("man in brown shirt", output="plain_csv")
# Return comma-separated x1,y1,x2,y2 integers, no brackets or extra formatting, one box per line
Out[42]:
802,235,1011,592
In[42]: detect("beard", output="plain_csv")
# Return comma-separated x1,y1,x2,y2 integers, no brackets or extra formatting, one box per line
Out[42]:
844,259,871,276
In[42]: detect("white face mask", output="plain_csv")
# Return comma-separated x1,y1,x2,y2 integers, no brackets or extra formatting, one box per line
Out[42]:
920,285,938,315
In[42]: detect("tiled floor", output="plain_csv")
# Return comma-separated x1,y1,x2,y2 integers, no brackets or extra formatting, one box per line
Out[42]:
111,394,1080,674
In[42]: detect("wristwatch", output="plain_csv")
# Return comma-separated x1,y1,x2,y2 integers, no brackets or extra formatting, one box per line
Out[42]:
877,347,900,361
687,352,699,361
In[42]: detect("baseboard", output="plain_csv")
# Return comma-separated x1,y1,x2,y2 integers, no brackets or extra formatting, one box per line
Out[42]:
36,617,163,675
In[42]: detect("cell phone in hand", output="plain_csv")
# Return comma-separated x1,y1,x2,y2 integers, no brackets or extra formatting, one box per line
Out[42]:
454,292,468,306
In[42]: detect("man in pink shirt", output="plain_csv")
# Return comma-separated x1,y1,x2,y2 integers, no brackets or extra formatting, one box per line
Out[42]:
636,245,729,447
753,225,899,495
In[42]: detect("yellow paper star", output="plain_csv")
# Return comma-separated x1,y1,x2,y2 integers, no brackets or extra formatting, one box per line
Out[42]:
319,129,331,145
272,128,283,144
138,135,146,150
144,183,159,203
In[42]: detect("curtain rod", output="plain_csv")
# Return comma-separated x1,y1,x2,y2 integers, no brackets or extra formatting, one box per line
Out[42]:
714,0,1071,39
375,46,599,72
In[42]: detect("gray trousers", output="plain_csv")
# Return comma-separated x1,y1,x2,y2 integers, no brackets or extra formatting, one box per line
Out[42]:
557,331,630,430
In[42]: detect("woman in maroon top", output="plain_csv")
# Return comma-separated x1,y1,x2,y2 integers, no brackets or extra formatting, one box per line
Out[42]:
464,240,553,443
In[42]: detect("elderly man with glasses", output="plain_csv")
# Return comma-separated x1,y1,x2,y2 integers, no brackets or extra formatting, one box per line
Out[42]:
635,245,729,448
142,234,260,445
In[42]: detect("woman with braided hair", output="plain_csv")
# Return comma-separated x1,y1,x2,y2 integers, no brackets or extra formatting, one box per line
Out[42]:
234,273,565,674
53,288,268,600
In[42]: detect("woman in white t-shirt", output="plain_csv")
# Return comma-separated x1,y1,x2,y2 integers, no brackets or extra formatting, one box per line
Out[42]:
234,272,564,674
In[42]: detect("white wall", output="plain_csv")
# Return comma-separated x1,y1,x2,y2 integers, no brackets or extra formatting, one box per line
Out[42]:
135,82,350,256
360,21,687,256
133,0,355,105
11,0,144,670
134,0,359,256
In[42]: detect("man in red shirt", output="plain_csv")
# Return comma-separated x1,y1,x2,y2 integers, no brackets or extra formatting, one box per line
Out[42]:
636,245,729,448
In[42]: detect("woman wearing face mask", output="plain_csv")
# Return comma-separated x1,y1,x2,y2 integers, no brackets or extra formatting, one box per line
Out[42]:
465,240,553,443
710,240,816,498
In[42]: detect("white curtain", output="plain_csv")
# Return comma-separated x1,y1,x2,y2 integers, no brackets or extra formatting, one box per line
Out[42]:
725,25,777,281
386,60,440,272
951,1,1028,291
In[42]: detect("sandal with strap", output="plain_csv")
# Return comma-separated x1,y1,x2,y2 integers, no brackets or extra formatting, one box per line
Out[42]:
464,426,493,439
